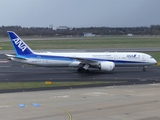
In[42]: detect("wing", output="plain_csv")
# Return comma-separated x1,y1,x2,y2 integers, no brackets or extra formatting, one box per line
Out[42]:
67,56,99,65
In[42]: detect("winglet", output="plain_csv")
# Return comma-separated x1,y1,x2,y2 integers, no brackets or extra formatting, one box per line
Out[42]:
7,31,33,55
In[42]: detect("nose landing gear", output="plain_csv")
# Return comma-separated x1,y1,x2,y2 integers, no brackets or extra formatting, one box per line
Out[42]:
143,67,146,72
143,66,148,72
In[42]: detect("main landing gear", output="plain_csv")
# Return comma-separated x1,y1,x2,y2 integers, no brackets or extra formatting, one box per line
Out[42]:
77,67,90,73
77,64,90,73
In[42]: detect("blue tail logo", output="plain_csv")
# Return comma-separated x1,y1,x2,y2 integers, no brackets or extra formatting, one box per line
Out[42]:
7,31,33,55
12,38,27,52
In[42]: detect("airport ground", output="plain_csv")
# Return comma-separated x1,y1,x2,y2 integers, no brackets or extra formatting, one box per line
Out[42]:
0,54,160,92
0,48,160,120
1,84,160,120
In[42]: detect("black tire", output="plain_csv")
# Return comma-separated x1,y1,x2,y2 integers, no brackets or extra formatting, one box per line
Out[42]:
77,68,89,73
77,68,85,73
85,69,90,73
143,68,146,72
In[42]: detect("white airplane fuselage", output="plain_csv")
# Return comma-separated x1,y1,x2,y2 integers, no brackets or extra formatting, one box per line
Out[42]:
11,52,156,67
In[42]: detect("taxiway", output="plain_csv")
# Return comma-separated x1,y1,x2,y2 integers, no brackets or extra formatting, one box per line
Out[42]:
0,84,160,120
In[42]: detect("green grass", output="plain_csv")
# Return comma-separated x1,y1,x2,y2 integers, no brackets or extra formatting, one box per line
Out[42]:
1,36,160,50
146,51,160,62
0,81,123,90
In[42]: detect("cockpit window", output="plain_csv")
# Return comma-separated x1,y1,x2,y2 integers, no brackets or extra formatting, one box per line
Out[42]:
150,57,153,59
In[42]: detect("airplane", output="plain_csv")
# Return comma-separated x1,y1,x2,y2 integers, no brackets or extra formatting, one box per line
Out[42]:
6,31,157,73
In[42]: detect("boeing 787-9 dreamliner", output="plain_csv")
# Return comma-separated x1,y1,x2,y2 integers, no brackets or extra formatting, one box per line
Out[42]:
6,31,157,73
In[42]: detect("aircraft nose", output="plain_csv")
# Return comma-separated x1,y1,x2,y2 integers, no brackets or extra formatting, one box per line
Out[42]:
153,59,157,65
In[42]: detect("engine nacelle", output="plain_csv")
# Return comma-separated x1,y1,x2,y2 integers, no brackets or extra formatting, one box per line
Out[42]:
99,61,115,71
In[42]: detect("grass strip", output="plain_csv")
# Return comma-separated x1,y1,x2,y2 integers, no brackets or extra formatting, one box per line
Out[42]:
0,81,124,90
1,36,160,49
145,51,160,62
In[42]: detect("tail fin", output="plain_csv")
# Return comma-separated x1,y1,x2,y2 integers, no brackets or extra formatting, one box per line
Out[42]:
7,31,33,55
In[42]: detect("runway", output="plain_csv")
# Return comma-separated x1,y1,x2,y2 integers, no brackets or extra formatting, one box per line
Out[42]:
0,55,160,85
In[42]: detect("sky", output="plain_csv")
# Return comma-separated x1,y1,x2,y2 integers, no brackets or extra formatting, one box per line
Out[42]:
0,0,160,28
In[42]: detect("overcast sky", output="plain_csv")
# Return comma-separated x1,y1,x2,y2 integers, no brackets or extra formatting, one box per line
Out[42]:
0,0,160,28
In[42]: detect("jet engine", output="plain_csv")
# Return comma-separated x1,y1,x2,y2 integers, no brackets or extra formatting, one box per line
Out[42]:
99,61,115,71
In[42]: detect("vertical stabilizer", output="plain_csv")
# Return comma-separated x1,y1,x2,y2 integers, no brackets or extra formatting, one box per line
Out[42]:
7,31,33,55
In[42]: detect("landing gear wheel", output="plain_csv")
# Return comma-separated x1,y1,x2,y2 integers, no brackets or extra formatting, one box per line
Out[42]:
77,68,85,73
143,68,146,72
85,69,90,73
77,68,89,73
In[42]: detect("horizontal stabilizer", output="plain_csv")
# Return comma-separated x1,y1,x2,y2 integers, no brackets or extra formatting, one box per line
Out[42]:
5,54,15,57
5,54,27,60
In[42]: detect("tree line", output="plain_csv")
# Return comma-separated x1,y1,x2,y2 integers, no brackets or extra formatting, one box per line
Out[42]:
0,25,160,37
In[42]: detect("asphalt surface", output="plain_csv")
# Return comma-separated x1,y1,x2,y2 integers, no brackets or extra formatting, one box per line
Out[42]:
0,54,159,86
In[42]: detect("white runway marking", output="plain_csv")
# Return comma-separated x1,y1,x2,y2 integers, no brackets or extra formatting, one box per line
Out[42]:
124,90,135,92
83,92,108,96
0,60,9,63
0,106,11,108
51,95,69,98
